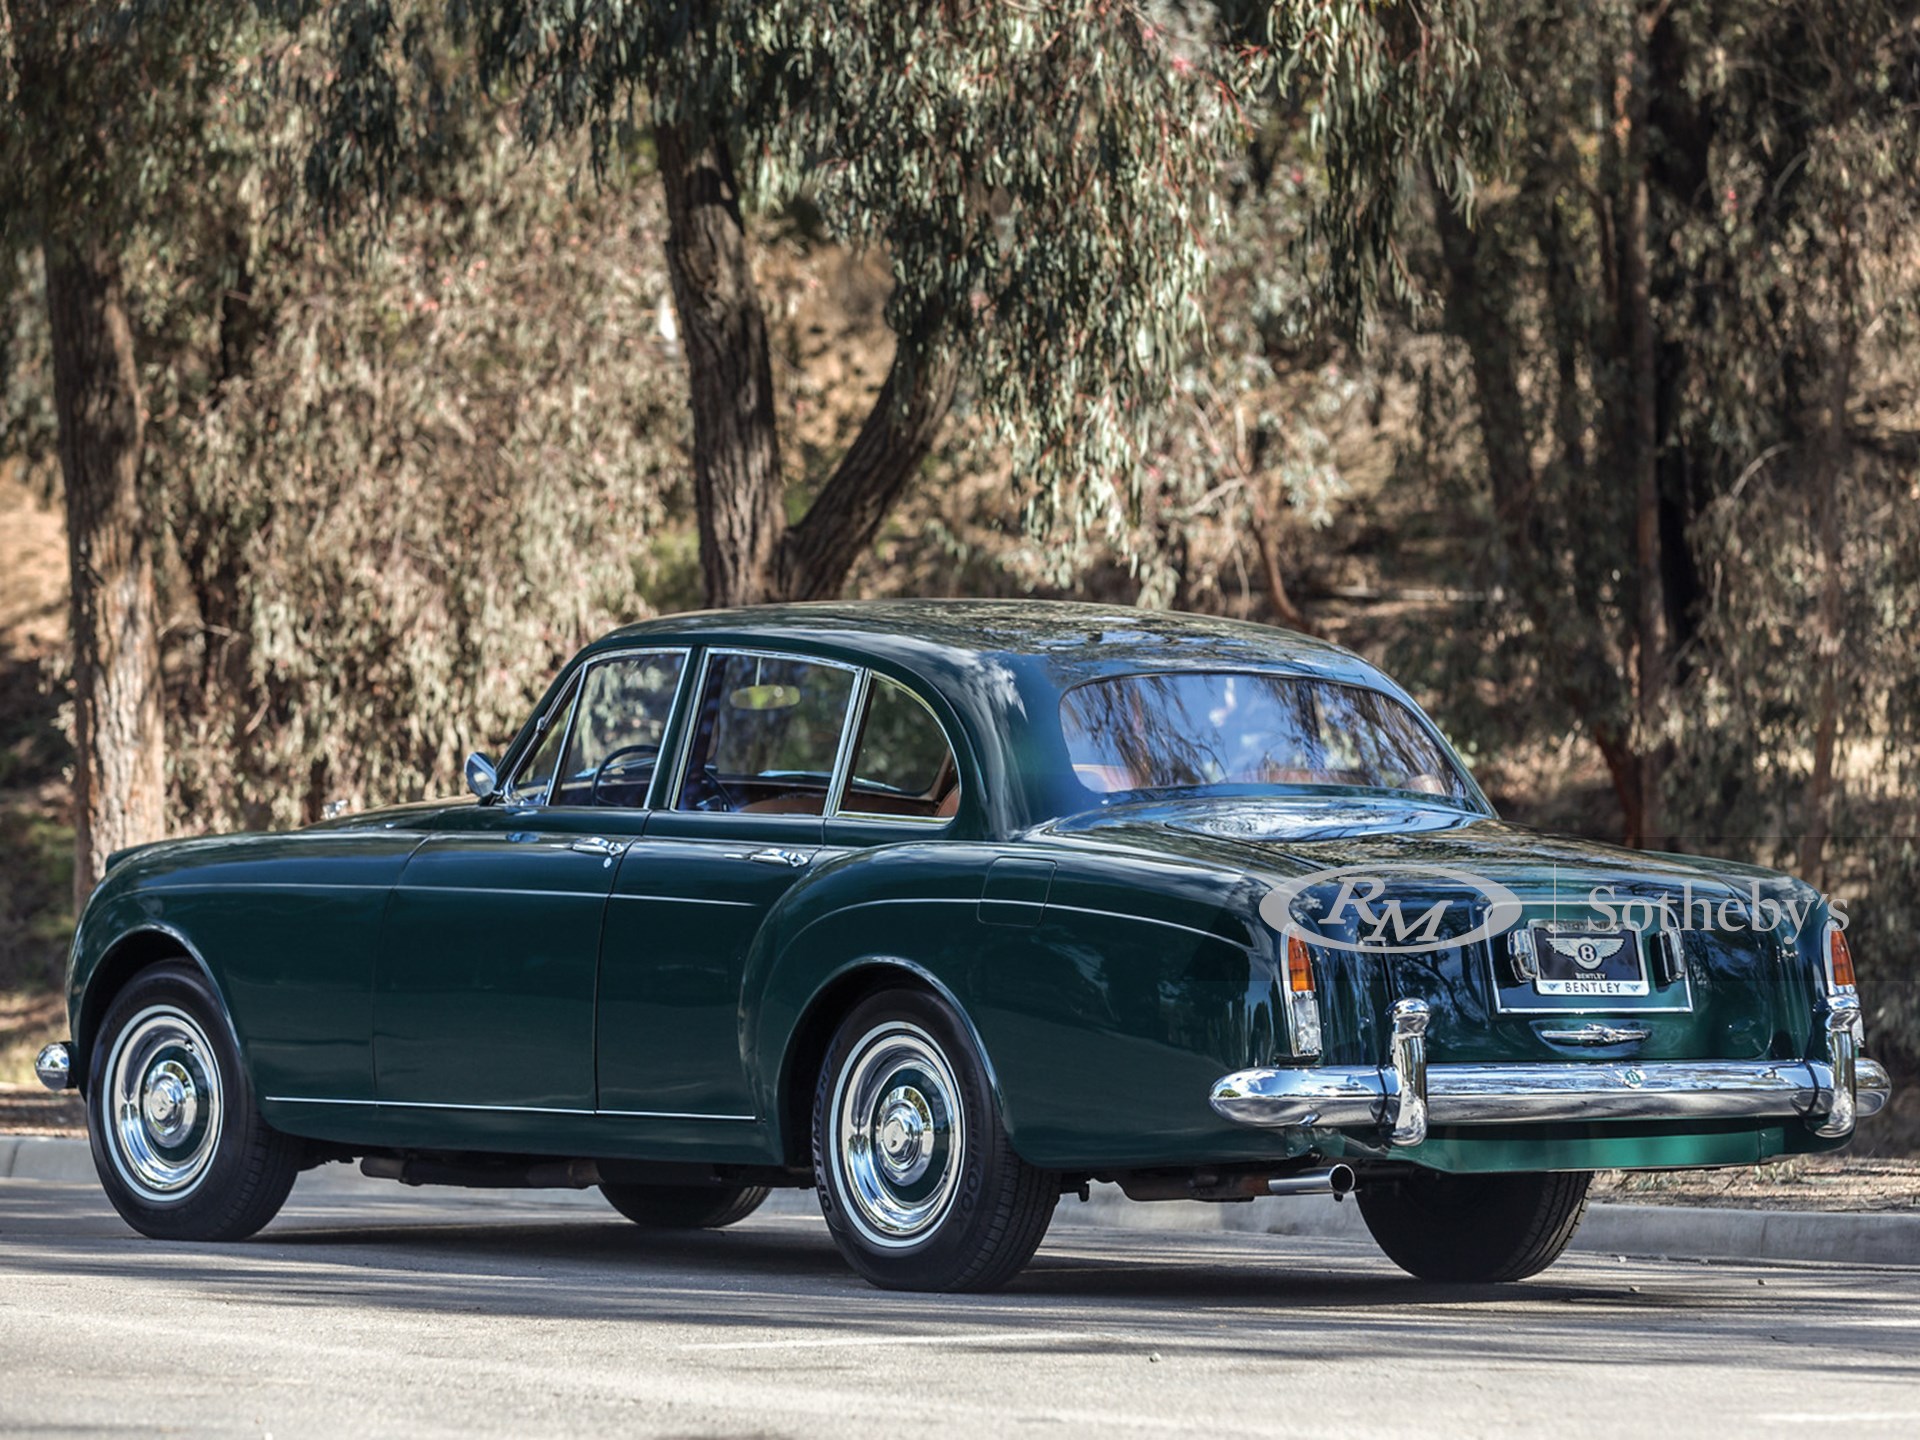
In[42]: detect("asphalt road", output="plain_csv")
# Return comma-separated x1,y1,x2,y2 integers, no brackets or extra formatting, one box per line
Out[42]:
2,1174,1917,1439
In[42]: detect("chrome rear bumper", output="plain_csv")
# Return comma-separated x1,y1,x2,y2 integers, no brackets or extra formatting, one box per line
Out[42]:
1210,996,1891,1146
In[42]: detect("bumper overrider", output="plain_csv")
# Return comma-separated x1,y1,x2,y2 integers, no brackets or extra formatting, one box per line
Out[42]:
35,1042,72,1091
1210,996,1892,1148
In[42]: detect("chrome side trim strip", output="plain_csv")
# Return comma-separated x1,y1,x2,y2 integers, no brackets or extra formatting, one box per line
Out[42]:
1210,1056,1893,1131
264,1096,756,1122
594,1109,757,1122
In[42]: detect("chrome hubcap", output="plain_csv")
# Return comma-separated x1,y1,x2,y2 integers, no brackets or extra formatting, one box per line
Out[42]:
106,1006,224,1202
832,1022,965,1247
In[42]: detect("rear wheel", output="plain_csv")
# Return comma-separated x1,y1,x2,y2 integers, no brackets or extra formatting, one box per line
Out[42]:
87,962,301,1241
1358,1169,1592,1282
813,989,1057,1292
600,1183,769,1230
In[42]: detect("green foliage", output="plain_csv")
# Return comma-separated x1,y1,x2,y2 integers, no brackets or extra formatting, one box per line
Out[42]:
0,2,263,253
151,124,689,828
1386,0,1920,1063
1268,0,1507,320
299,1,1498,548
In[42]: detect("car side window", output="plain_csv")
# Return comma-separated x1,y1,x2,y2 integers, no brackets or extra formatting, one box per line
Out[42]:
550,651,686,808
507,678,579,804
839,676,960,821
676,653,856,816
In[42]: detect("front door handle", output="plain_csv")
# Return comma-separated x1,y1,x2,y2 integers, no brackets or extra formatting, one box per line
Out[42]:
746,848,812,868
569,837,627,858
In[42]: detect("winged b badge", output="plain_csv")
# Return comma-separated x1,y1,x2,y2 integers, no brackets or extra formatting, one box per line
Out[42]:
1548,934,1625,970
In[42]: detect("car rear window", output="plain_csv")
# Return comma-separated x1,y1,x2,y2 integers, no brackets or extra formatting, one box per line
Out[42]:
1058,671,1473,805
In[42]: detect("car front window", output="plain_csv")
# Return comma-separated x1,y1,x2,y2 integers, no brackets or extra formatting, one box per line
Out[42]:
676,652,857,816
550,651,686,808
1058,671,1474,806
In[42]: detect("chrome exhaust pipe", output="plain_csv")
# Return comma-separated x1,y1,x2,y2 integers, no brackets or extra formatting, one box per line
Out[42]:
1265,1163,1357,1198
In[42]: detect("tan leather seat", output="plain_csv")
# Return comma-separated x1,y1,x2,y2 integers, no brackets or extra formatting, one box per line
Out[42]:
738,794,825,816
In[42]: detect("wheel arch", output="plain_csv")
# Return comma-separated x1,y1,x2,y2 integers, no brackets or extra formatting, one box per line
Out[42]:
770,956,1006,1170
74,924,245,1095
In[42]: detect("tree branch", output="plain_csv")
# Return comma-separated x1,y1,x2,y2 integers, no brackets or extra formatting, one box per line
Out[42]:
772,335,960,601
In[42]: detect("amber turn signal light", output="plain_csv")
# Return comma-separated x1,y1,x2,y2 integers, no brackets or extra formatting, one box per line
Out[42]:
1828,925,1856,991
1287,933,1315,993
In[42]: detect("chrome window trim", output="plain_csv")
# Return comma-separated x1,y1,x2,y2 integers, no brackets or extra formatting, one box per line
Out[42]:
832,672,963,828
503,669,583,805
528,645,691,813
822,668,872,817
667,646,865,817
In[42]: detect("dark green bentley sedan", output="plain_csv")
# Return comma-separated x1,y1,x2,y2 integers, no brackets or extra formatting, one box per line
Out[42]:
38,601,1889,1290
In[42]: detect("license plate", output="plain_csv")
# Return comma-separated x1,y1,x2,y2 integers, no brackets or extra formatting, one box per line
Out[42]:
1532,925,1649,997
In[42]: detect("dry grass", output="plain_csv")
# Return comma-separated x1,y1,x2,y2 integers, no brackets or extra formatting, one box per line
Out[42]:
1593,1155,1920,1213
0,989,66,1089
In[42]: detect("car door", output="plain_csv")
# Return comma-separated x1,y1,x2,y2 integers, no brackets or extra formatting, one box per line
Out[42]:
375,647,688,1115
595,648,860,1124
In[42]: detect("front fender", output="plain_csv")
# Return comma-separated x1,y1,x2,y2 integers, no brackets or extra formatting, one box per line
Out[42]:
68,887,249,1095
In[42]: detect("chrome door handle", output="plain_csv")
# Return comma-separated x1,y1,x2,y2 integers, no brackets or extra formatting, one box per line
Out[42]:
746,848,811,868
569,837,626,858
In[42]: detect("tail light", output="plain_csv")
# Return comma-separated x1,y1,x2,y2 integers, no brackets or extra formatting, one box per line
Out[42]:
1826,921,1856,994
1283,932,1323,1058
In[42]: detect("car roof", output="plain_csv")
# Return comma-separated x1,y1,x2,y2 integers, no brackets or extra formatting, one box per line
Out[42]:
592,599,1383,691
508,601,1478,836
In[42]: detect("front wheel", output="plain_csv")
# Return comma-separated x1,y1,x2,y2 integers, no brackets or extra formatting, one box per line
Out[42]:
1357,1169,1592,1282
813,989,1058,1292
87,962,301,1241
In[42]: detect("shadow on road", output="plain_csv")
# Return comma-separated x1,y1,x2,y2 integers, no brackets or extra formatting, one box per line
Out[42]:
6,1179,1918,1386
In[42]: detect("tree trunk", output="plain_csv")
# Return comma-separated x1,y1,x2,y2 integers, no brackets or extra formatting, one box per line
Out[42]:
1614,20,1667,849
43,240,166,909
655,120,961,607
1798,255,1855,889
655,121,785,609
1593,724,1647,850
1646,10,1711,674
772,339,959,600
1435,203,1538,567
1246,490,1315,634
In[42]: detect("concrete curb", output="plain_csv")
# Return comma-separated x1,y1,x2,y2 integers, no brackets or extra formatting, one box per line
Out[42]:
6,1136,1915,1267
1043,1180,1920,1268
0,1136,97,1183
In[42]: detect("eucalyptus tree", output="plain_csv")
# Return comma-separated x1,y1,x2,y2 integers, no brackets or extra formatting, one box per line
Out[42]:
0,0,256,903
302,0,1499,608
1416,0,1920,855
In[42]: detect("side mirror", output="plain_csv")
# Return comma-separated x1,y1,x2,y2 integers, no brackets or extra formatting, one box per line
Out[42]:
464,752,499,801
